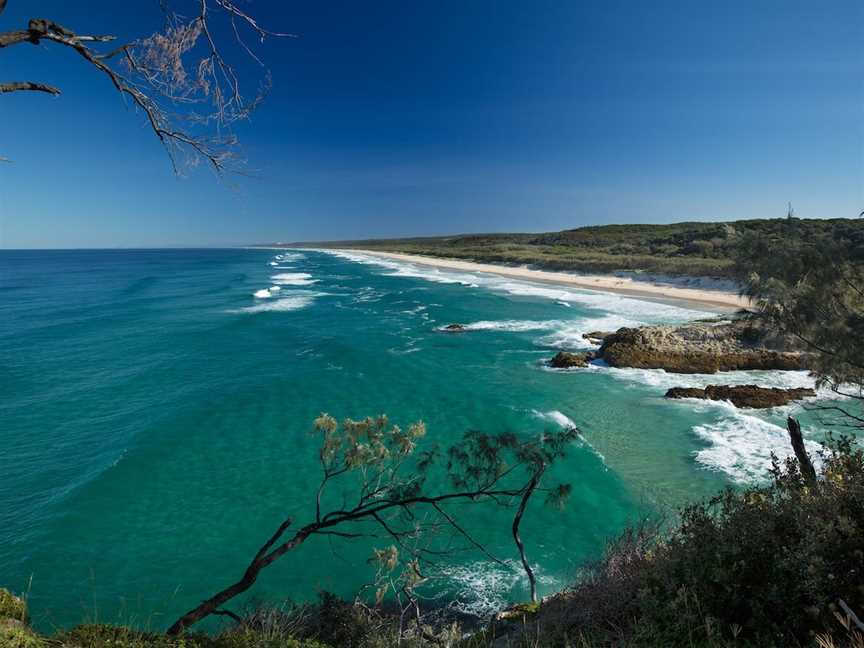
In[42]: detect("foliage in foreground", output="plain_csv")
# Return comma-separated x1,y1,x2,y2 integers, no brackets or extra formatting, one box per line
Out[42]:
735,216,864,394
4,436,863,647
167,414,578,634
533,436,864,647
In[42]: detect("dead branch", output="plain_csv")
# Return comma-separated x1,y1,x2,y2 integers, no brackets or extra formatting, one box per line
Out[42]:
166,416,579,636
0,3,290,174
0,81,60,95
786,417,817,486
166,485,530,636
513,467,544,603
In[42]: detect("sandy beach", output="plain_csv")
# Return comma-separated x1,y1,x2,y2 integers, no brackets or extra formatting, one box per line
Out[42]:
347,250,751,311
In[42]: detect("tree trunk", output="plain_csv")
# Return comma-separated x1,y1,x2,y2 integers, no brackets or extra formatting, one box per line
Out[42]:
512,467,543,603
167,522,309,635
786,417,817,486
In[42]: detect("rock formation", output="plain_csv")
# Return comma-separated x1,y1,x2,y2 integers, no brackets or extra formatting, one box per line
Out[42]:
548,351,591,368
592,319,809,373
441,323,466,332
665,384,816,408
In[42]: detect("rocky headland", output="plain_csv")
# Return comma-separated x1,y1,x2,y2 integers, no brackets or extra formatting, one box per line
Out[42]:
547,318,810,374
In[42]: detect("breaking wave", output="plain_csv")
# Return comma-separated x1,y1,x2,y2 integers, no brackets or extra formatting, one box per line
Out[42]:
320,250,707,324
532,409,577,429
271,272,318,286
436,559,562,618
444,320,562,333
598,366,818,393
691,401,824,483
232,290,328,314
531,410,606,462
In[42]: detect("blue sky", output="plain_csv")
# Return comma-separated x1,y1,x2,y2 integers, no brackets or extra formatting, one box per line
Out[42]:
1,0,862,248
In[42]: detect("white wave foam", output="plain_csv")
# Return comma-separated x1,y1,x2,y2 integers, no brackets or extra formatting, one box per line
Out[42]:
451,320,563,333
269,286,281,292
532,409,576,428
321,250,708,324
388,346,424,355
443,314,632,351
253,288,273,298
600,367,818,393
539,314,641,349
233,290,327,314
352,286,384,303
531,410,606,461
271,272,318,286
269,261,279,266
691,403,823,483
325,251,520,288
437,559,562,618
501,281,708,324
274,252,305,262
239,296,316,313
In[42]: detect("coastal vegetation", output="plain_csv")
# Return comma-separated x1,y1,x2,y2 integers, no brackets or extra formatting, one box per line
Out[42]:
735,216,864,404
288,217,864,278
4,437,863,646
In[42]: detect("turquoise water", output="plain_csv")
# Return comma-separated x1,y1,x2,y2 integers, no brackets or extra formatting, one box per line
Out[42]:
0,248,827,632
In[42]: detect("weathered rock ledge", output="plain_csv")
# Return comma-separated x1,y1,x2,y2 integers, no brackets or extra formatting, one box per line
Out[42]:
589,319,810,374
665,384,816,408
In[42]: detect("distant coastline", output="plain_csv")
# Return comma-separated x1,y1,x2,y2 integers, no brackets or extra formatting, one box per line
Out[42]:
336,249,750,311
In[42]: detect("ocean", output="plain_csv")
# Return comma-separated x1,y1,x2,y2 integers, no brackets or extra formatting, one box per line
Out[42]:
0,248,828,631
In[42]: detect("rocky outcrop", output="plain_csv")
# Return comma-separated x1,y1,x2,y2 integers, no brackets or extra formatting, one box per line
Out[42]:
581,331,610,345
594,319,809,374
548,351,591,368
665,385,816,408
441,323,466,332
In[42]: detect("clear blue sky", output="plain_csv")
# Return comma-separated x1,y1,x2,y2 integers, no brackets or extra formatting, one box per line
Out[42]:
1,0,862,248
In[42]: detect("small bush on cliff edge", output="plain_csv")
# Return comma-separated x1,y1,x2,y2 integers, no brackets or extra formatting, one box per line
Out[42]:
535,435,864,646
0,589,28,624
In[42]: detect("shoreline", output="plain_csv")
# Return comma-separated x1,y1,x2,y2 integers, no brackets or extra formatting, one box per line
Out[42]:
338,249,751,311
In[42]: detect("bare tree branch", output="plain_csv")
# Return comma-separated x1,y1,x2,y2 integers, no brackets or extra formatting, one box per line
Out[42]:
513,467,543,603
0,81,61,95
0,3,290,174
165,415,580,636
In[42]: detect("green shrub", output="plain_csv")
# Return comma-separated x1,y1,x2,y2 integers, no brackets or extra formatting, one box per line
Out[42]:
0,618,44,648
537,436,864,646
53,624,332,648
0,588,28,623
53,624,209,647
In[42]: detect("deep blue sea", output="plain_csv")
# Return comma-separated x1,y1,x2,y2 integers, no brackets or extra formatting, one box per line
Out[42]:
0,248,830,632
